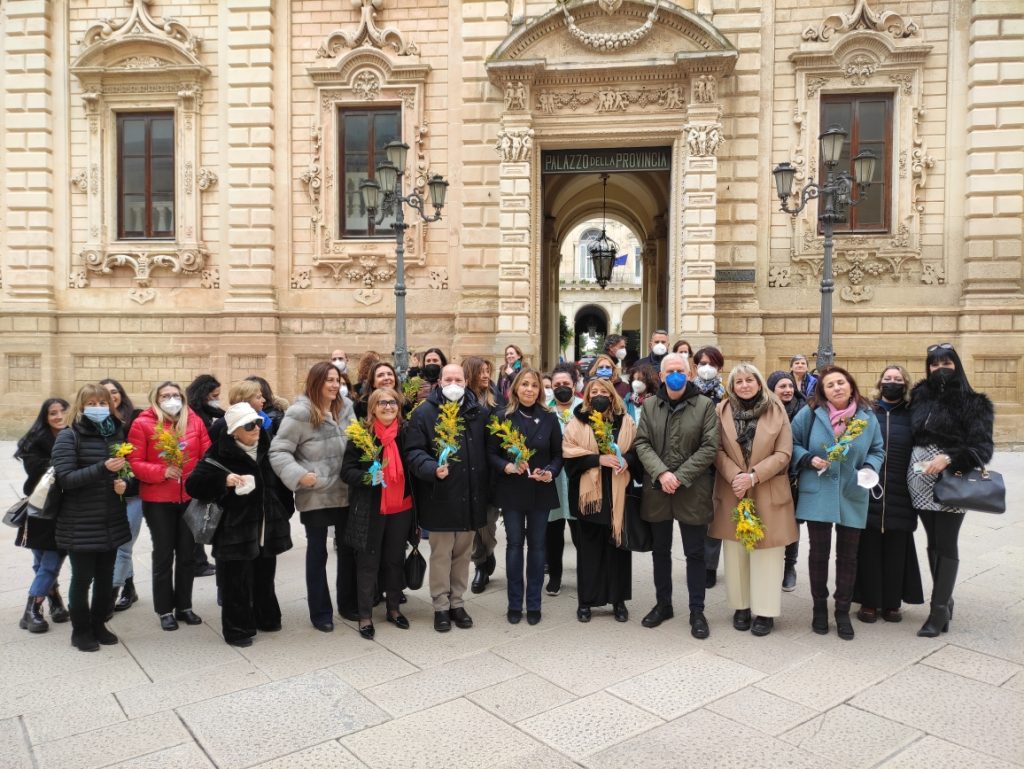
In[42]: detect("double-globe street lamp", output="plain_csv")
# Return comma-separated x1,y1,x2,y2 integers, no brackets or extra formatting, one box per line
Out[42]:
360,141,450,381
772,125,877,373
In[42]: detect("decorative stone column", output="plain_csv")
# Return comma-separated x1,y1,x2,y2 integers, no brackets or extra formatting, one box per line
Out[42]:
495,123,535,346
1,0,56,306
224,0,277,308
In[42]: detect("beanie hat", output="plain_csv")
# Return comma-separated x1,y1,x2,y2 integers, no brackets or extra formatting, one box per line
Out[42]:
766,370,797,393
225,402,260,435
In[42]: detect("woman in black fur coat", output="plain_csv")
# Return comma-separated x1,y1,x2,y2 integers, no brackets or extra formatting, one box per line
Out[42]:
908,343,994,638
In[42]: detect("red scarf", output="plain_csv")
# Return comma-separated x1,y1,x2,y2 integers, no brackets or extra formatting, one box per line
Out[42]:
373,419,411,515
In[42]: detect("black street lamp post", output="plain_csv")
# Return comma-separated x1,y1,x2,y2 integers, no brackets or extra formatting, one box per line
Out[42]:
772,125,876,373
360,141,449,381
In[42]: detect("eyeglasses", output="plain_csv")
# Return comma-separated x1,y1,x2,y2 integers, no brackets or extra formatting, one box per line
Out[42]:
377,400,399,409
927,342,954,353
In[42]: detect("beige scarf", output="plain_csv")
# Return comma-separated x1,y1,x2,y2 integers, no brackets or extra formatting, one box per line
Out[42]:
562,412,636,544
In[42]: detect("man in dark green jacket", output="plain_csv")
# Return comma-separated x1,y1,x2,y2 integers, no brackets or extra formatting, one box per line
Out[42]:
634,353,718,638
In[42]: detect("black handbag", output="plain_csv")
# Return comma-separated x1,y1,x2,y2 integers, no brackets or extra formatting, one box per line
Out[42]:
3,497,29,528
618,493,652,552
404,545,427,590
934,451,1006,514
183,458,233,544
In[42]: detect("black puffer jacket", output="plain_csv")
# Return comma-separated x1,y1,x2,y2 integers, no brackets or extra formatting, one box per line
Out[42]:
51,419,131,553
910,378,994,473
866,401,916,532
340,427,415,553
404,389,491,532
185,430,292,561
15,429,61,550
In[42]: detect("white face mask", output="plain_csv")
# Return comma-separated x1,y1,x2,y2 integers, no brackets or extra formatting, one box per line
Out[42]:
332,359,347,373
652,343,668,357
162,397,183,416
631,380,647,395
697,364,718,381
339,385,349,399
615,347,627,361
207,399,222,411
544,387,554,402
442,384,465,402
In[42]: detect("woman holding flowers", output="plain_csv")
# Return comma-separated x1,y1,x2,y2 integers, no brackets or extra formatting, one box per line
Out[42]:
52,384,132,651
128,381,211,632
709,364,795,637
269,362,352,632
341,387,415,639
562,378,638,623
487,368,563,626
790,365,884,640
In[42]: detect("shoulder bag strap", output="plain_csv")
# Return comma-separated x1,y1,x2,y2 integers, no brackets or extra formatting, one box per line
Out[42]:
202,457,234,474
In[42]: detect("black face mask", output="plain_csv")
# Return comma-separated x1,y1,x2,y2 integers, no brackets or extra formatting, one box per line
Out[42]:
590,396,611,414
929,367,957,387
553,385,574,403
407,367,421,379
880,383,906,401
422,364,442,383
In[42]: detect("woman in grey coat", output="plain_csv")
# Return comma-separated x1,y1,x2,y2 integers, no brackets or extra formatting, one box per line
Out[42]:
269,362,352,632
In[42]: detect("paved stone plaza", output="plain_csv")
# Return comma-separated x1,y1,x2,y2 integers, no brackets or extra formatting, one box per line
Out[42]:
1,445,1021,769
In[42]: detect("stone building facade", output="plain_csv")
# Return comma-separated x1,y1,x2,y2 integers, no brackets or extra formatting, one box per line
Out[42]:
0,0,1021,441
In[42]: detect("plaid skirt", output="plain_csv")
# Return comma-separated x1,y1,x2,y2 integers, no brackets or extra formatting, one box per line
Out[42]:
907,445,964,514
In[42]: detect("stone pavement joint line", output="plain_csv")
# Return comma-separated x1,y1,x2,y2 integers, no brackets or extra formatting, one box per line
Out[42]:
0,447,1021,769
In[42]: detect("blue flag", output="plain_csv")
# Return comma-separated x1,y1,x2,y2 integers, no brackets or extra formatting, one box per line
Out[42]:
613,253,628,267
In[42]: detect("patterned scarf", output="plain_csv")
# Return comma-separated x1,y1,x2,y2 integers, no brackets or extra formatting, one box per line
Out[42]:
373,420,411,514
728,393,770,464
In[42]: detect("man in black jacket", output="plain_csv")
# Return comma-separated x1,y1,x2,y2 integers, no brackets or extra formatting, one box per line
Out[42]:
405,364,490,632
633,329,671,371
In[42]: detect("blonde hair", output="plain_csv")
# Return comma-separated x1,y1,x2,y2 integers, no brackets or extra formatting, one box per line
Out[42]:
365,387,403,428
504,369,552,416
588,354,618,378
871,364,912,404
725,363,781,408
228,379,263,406
65,383,121,428
583,377,626,416
148,381,189,433
463,356,497,408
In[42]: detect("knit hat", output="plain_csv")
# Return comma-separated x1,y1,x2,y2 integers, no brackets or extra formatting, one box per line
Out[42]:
766,370,797,394
225,402,260,435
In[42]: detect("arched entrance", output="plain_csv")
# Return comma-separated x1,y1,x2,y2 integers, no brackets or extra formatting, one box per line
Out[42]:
573,303,608,362
487,0,738,370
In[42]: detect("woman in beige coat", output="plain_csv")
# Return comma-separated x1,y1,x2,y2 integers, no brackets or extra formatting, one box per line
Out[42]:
709,363,796,637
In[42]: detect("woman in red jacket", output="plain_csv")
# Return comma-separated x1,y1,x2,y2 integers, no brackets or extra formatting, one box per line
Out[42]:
128,381,211,631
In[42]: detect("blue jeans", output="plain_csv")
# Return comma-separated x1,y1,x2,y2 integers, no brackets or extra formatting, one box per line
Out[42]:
30,549,65,598
504,508,548,612
113,496,144,587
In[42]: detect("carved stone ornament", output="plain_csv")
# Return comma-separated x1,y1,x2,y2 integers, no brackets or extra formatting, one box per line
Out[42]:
300,126,323,228
82,0,202,56
504,81,527,111
561,0,660,52
536,84,685,114
197,168,217,191
685,124,725,157
352,70,381,100
496,127,534,162
343,254,397,288
911,106,934,214
71,171,89,192
693,75,716,103
802,0,919,42
316,0,418,58
844,55,876,85
80,247,207,305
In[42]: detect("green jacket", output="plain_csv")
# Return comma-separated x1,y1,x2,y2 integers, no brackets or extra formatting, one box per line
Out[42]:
634,384,719,525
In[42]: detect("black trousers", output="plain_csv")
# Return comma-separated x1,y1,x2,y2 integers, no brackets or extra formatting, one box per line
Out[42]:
651,519,706,611
785,521,802,568
545,518,579,586
806,521,860,612
305,523,357,625
144,501,195,615
854,528,924,609
355,509,412,619
217,556,280,643
918,510,964,563
576,520,631,608
68,550,117,633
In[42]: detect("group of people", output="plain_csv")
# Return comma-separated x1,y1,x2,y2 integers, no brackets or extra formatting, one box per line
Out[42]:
11,335,993,651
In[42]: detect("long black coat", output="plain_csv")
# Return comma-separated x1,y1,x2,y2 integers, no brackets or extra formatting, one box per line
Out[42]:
487,406,563,511
909,378,994,473
866,401,917,532
16,429,61,550
185,430,292,561
404,390,490,532
51,419,131,553
340,427,415,553
564,409,643,527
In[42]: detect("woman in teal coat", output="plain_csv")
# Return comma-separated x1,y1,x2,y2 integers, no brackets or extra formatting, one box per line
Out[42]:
790,365,883,641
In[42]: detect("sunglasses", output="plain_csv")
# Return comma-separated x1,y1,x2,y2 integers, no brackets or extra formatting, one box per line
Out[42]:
377,400,399,408
240,421,261,432
927,342,954,353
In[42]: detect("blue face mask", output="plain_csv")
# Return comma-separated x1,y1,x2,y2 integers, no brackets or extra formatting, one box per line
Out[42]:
83,405,111,423
595,367,614,379
665,372,688,391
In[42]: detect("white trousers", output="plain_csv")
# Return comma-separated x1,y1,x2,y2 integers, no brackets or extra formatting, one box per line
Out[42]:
723,539,785,618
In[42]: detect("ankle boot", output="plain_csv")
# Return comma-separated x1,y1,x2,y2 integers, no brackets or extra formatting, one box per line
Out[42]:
811,601,828,635
835,609,855,640
47,586,70,624
114,578,138,612
918,556,958,638
19,597,49,633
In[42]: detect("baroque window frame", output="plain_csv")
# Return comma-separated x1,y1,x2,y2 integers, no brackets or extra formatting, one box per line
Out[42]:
69,0,213,304
782,27,938,303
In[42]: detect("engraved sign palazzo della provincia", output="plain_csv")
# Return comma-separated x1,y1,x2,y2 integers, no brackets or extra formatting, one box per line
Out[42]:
0,0,1021,441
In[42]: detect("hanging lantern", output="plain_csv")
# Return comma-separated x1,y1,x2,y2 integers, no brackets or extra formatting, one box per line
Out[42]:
588,173,618,289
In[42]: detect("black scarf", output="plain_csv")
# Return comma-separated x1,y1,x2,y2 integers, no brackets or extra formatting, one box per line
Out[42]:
729,392,770,464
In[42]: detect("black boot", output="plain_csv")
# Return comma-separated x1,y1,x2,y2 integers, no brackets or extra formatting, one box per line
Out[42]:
114,577,138,612
918,556,958,638
106,588,119,622
48,585,70,623
811,601,828,635
19,597,49,633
